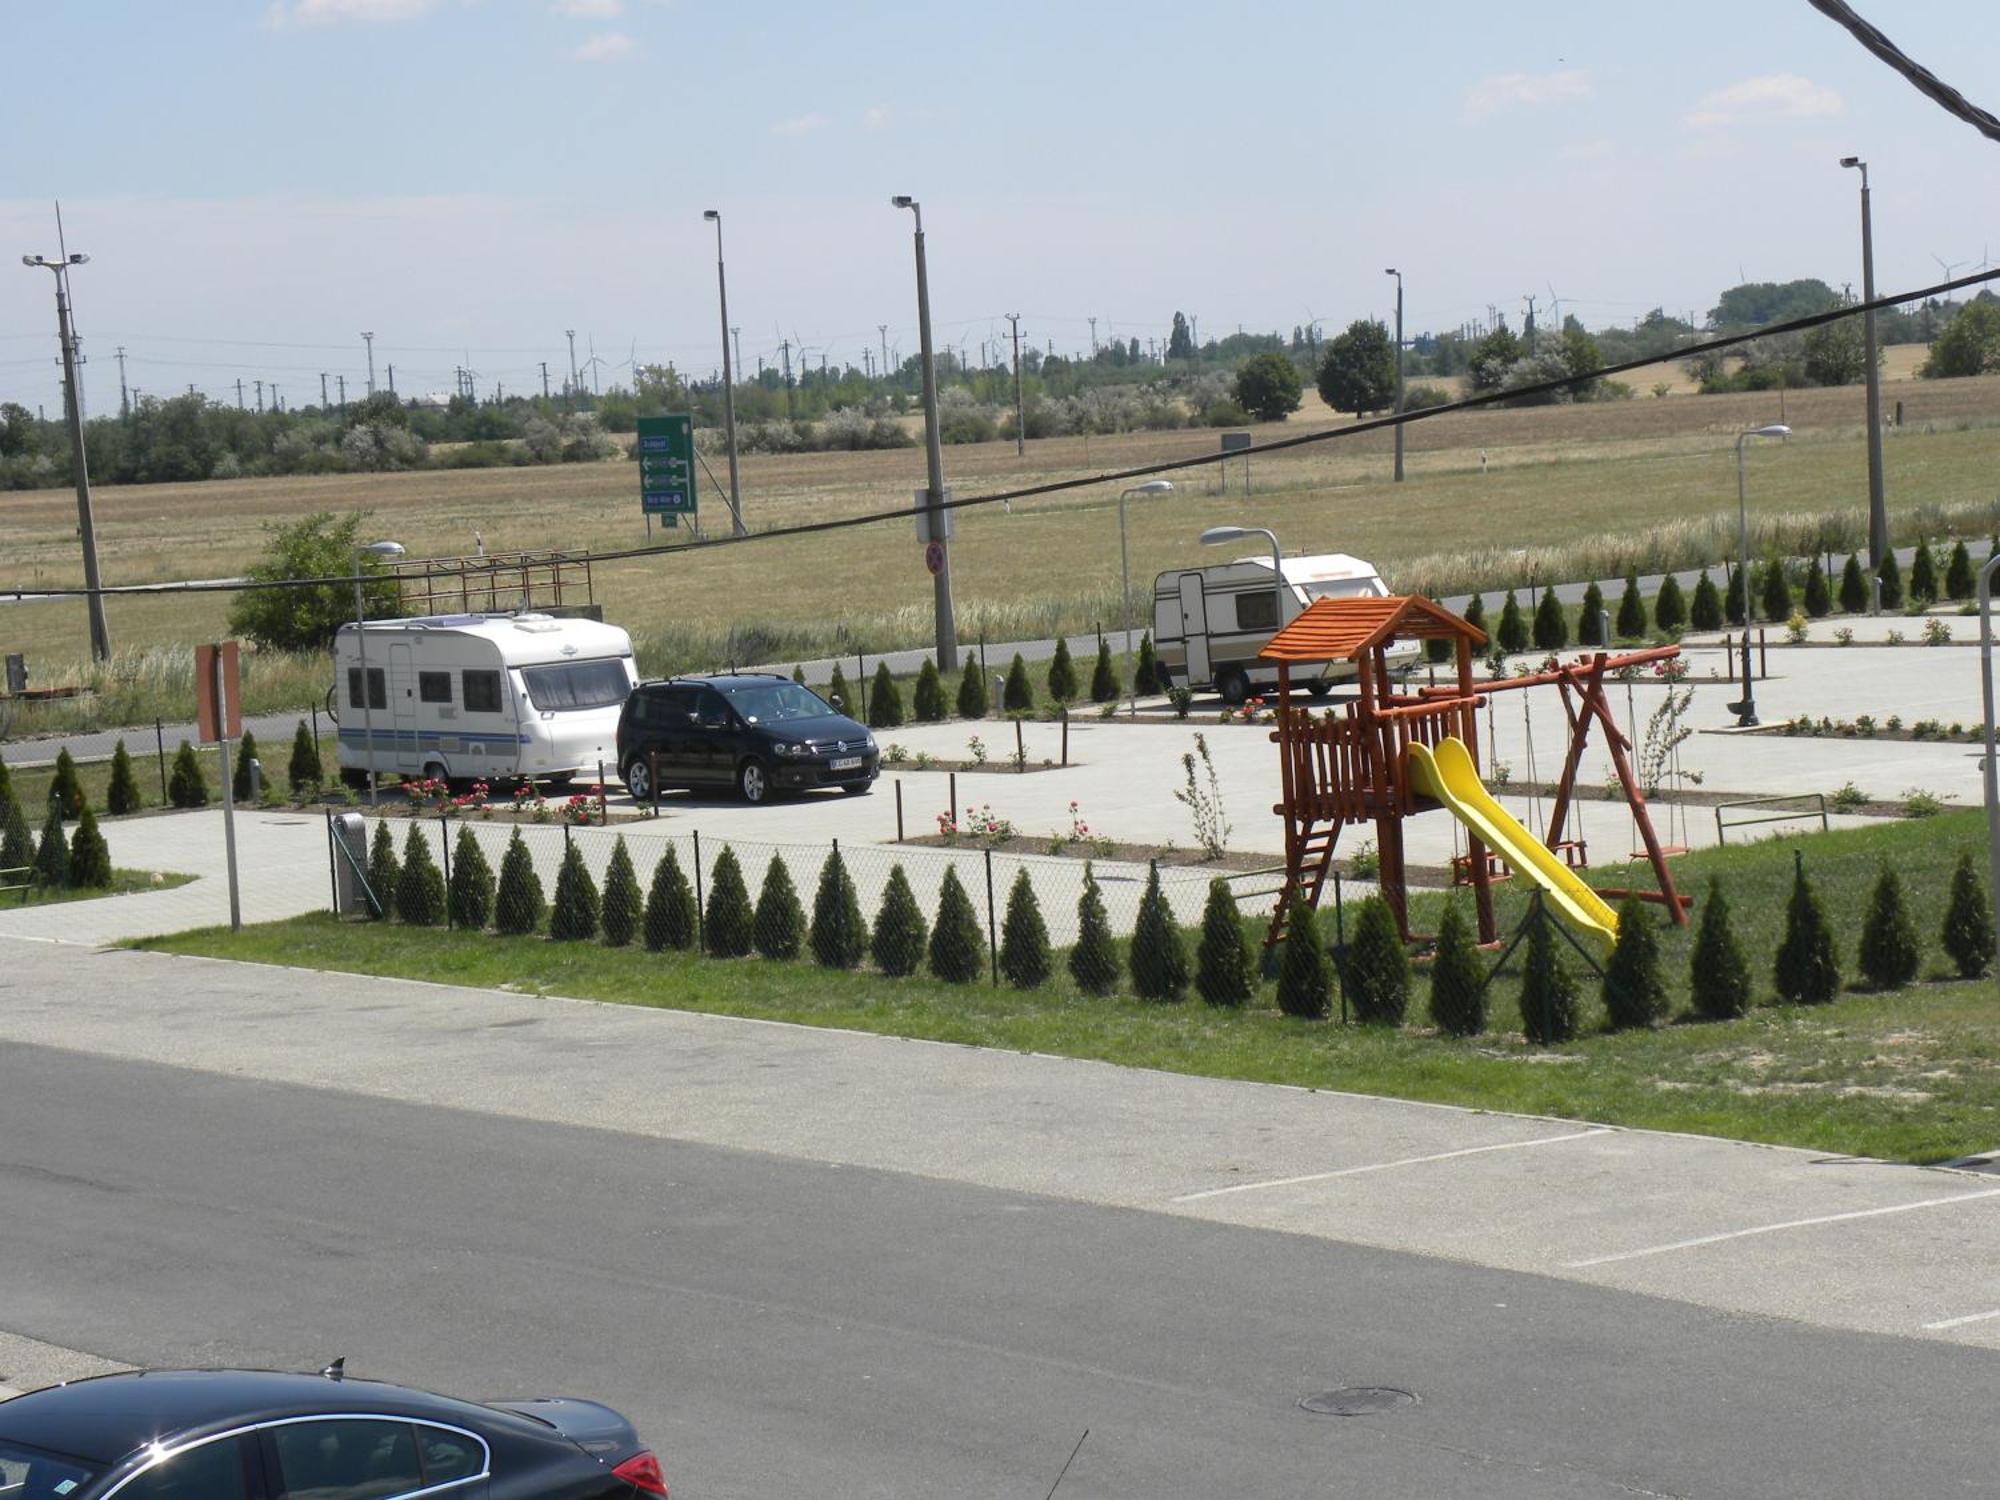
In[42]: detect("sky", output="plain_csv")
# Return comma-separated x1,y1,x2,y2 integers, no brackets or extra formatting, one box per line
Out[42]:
3,0,1999,409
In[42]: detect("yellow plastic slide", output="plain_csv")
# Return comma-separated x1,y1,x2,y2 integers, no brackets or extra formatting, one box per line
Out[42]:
1406,737,1619,945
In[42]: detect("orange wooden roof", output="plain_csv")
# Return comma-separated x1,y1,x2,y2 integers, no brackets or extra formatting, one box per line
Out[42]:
1258,595,1488,662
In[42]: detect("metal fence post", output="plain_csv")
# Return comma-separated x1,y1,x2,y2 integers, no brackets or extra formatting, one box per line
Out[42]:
649,749,660,818
596,759,608,824
895,779,904,842
985,847,999,986
693,829,706,951
155,717,168,802
948,771,957,830
326,809,337,914
1333,871,1347,1025
438,813,452,930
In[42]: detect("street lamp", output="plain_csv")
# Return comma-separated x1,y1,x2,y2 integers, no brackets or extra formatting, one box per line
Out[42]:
702,211,746,538
893,194,958,670
22,248,111,662
351,539,405,806
1200,525,1285,649
1728,425,1789,727
1839,157,1887,572
1118,480,1175,649
1384,267,1405,482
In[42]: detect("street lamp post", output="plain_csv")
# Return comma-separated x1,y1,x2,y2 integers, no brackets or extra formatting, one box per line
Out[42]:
702,211,746,538
1200,525,1286,644
22,248,111,662
1975,553,2000,967
1118,480,1175,650
1385,267,1405,483
1729,425,1790,728
893,195,958,670
1840,157,1887,571
351,540,405,806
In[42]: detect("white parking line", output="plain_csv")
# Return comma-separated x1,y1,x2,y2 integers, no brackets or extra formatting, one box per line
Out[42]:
1171,1127,1612,1203
1566,1186,2000,1268
1922,1308,2000,1331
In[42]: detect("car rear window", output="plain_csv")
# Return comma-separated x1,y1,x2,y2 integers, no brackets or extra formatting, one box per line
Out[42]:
521,659,631,711
0,1439,98,1498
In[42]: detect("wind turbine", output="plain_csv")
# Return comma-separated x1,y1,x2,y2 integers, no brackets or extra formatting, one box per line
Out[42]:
581,336,608,397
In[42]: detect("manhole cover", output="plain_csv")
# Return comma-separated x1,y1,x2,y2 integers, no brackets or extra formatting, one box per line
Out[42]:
1299,1387,1418,1417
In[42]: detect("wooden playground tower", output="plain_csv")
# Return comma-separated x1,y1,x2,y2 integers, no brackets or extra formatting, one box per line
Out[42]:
1258,595,1688,947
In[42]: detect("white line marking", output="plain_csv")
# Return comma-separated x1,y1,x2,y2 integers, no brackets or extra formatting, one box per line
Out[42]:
1171,1128,1612,1202
1566,1186,2000,1268
1923,1307,2000,1331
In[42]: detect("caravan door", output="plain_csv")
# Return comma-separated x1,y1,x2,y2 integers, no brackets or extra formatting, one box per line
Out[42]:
1176,572,1210,685
388,642,418,771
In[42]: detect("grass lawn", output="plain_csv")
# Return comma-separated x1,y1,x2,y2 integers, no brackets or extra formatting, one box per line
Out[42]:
8,868,194,906
138,812,1999,1164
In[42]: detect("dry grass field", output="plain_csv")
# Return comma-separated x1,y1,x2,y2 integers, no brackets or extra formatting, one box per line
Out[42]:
2,347,1995,709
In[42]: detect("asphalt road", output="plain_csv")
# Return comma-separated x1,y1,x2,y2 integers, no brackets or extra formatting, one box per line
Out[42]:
3,1039,1992,1499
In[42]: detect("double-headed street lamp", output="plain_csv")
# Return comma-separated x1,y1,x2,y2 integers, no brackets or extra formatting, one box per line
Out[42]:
1384,267,1405,482
1728,425,1789,728
23,248,111,662
893,195,958,670
1118,480,1175,649
1839,156,1887,571
702,210,746,537
351,539,405,806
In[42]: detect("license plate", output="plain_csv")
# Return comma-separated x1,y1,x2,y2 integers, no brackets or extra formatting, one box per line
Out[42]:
829,756,863,771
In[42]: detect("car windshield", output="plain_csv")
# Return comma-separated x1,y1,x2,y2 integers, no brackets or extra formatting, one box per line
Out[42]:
0,1439,98,1498
521,658,632,711
723,681,836,724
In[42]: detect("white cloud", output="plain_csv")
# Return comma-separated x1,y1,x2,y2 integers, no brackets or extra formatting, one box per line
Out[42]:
289,0,443,22
1464,69,1591,119
771,113,829,138
573,30,636,61
552,0,622,16
1684,73,1844,129
861,106,891,131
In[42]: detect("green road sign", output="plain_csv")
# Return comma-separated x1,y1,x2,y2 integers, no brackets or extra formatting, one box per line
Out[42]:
635,414,696,516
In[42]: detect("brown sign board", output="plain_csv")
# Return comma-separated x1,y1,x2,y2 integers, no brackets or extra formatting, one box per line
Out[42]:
195,641,242,743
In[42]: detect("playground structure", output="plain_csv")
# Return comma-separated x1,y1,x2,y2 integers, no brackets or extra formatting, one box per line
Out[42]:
1257,595,1688,949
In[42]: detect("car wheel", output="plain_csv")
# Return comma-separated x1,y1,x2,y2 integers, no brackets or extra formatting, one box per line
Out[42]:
623,757,652,801
737,758,769,804
840,781,872,796
340,767,370,791
1217,667,1251,706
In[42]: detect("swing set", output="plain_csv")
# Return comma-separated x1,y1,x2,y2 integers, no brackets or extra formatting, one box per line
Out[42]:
1257,595,1690,949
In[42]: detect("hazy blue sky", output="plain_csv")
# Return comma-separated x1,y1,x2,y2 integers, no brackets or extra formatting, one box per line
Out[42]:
3,1,1998,407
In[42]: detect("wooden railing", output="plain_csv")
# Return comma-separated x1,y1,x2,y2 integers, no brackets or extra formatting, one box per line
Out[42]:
389,549,595,617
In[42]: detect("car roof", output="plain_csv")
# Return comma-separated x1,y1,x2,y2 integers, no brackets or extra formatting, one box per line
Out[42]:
646,673,797,690
0,1369,546,1466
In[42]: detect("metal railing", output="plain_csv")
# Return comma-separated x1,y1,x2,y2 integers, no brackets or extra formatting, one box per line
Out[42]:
1713,791,1829,845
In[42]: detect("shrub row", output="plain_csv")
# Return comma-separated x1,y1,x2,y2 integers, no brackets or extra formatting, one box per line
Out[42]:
0,750,113,894
842,636,1144,730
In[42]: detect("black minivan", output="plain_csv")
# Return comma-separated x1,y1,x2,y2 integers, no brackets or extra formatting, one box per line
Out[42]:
616,672,879,803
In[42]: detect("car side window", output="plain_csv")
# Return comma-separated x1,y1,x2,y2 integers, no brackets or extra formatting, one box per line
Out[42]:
270,1419,421,1500
118,1435,249,1500
693,690,730,727
462,670,502,714
661,687,700,722
413,1428,481,1486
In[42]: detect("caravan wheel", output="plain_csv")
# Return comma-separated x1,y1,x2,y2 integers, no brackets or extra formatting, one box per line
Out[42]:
1216,667,1251,706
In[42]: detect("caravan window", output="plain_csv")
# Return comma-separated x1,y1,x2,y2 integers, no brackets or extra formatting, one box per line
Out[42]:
1235,590,1280,631
347,666,386,711
521,659,631,712
418,671,453,704
463,670,503,714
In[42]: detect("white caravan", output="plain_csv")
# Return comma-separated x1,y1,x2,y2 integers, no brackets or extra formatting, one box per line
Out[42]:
330,613,637,786
1152,552,1418,703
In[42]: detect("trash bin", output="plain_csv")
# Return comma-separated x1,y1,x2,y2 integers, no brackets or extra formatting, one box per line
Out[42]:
246,757,263,802
331,812,373,916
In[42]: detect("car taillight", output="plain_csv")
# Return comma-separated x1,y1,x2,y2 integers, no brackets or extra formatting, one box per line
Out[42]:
612,1449,668,1497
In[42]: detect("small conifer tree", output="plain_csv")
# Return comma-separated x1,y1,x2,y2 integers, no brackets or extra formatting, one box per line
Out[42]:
1945,540,1975,602
1046,637,1078,702
1773,853,1841,1004
1857,863,1920,990
867,662,904,729
1496,590,1528,653
1616,569,1648,638
1068,863,1119,995
872,865,928,976
1601,896,1668,1029
396,823,447,926
1689,878,1752,1020
493,829,546,936
1909,540,1939,603
106,740,143,815
791,663,806,684
67,803,112,889
33,802,69,888
548,838,601,941
1689,570,1723,631
600,836,643,947
704,846,754,958
1724,565,1747,626
1838,552,1868,613
1941,850,1995,979
956,656,989,719
1654,573,1687,633
1194,877,1254,1007
447,825,494,931
50,749,84,820
1577,582,1605,646
1531,586,1567,651
1274,896,1331,1020
808,847,867,969
752,854,806,960
0,797,33,878
1089,638,1119,702
231,730,260,803
1802,555,1831,617
1346,895,1410,1024
928,865,985,983
1129,864,1190,1001
1877,550,1904,610
1518,904,1581,1044
169,741,208,808
827,663,851,713
1133,632,1161,695
1462,594,1486,637
913,657,947,722
366,819,400,916
1003,652,1035,713
1427,899,1485,1037
285,721,322,794
642,845,698,951
998,868,1052,988
1760,558,1792,623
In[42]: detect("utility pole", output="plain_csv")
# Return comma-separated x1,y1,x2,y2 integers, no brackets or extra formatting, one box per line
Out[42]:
1088,315,1097,355
361,331,376,395
540,361,550,400
1385,267,1405,482
1842,155,1889,569
336,374,346,413
235,378,245,410
1007,312,1024,457
386,364,395,396
702,209,746,538
271,383,281,413
1522,295,1537,354
565,329,578,410
892,194,957,672
255,379,264,413
879,324,889,380
779,339,794,417
732,326,742,375
23,233,111,661
319,371,330,411
115,345,129,418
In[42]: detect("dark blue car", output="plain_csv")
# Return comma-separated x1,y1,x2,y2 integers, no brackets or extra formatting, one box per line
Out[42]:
616,673,879,804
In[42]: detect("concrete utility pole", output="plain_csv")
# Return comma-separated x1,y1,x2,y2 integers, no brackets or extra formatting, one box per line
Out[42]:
1385,267,1405,483
115,345,129,418
1007,312,1024,457
778,339,794,417
1842,156,1889,569
361,331,376,395
1088,315,1097,354
386,364,395,396
235,378,245,410
540,361,550,400
703,209,746,538
732,326,742,375
565,329,578,409
270,384,281,413
1522,295,1537,354
254,379,264,413
22,237,111,661
319,371,330,411
892,194,957,671
336,374,346,413
879,324,889,380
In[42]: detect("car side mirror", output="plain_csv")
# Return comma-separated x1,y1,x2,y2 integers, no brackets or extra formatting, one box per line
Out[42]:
830,695,844,712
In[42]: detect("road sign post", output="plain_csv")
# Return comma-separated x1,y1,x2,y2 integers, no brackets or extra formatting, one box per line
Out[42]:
636,415,698,524
196,641,244,932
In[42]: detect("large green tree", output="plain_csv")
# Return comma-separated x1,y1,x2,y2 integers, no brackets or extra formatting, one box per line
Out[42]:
1921,300,2000,378
1315,319,1395,416
226,511,401,652
1232,352,1305,422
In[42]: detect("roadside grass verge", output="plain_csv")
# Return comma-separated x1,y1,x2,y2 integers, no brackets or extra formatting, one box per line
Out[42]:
10,868,194,906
